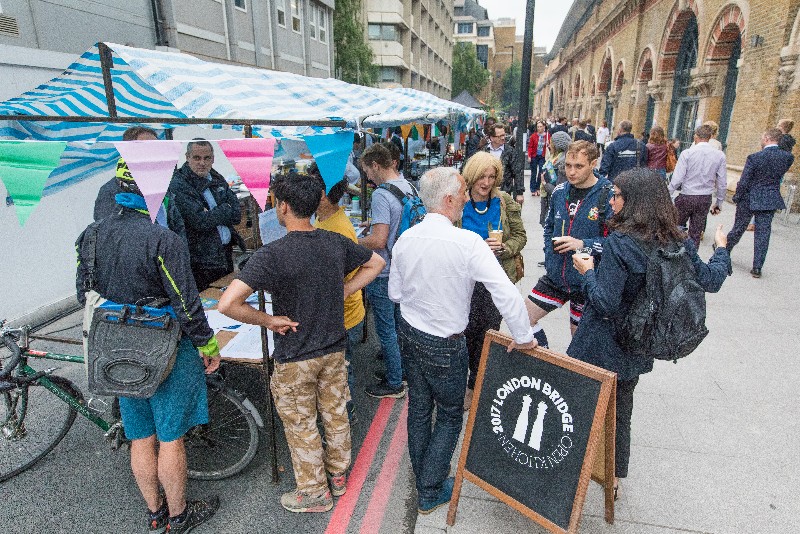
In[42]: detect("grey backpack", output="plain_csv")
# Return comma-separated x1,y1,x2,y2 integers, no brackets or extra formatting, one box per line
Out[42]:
81,223,180,398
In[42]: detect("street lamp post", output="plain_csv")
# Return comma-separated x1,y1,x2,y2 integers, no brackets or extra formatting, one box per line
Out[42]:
514,0,535,192
504,45,515,67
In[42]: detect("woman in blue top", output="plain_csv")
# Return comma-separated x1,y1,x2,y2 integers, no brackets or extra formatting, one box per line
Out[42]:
568,167,731,499
460,152,546,410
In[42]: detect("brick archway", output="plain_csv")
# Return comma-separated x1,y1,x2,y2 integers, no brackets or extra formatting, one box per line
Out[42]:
637,47,654,82
598,54,613,93
659,0,700,76
704,4,746,65
614,61,626,92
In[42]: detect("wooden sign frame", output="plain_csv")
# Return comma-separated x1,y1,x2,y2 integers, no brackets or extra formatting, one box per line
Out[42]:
447,330,617,534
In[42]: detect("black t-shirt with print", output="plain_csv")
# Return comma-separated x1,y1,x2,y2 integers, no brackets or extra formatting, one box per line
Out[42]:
567,185,592,219
237,229,373,363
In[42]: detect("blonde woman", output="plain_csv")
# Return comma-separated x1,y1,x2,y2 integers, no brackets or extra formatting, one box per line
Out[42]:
459,152,547,409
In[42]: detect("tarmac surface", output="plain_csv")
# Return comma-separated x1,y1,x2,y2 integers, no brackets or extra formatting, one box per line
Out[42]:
3,184,799,534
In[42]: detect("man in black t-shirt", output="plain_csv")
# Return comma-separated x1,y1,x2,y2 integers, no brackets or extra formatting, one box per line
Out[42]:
218,172,384,513
528,141,612,338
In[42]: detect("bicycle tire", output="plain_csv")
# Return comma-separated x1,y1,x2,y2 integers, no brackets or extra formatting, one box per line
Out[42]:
0,376,80,482
186,386,259,480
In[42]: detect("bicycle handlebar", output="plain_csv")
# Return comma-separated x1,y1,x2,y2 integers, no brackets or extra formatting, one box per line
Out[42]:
1,332,22,378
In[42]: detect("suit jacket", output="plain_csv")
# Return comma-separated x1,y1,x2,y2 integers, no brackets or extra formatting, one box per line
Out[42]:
733,146,794,211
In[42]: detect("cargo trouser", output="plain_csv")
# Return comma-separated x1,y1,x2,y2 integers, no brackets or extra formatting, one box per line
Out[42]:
271,350,351,495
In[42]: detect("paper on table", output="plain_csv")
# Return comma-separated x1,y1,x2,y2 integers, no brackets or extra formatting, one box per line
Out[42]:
220,323,271,361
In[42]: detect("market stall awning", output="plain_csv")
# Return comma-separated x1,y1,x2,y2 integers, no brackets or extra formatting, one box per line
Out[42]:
0,43,483,194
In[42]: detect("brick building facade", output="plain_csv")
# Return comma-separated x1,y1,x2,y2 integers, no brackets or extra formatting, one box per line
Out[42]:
534,0,800,186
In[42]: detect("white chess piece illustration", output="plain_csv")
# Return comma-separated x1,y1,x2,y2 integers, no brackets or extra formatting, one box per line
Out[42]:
512,395,532,443
528,401,548,451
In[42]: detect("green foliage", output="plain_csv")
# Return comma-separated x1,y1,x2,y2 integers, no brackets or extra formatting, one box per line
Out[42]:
451,42,489,98
501,61,535,113
333,0,377,86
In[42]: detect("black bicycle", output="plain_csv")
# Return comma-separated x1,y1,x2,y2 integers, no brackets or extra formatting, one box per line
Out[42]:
0,322,261,482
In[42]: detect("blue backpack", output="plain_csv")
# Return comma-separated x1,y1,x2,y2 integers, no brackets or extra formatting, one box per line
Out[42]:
378,181,427,240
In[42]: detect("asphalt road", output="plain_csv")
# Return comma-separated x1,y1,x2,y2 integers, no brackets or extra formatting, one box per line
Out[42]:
2,311,417,534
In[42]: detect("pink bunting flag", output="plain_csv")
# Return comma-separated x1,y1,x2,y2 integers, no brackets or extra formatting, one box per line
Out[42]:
217,138,276,210
114,140,184,223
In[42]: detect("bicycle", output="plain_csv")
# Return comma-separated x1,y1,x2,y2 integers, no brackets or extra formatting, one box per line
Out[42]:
0,322,262,482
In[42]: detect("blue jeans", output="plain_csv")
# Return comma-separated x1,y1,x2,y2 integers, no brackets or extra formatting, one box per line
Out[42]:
398,317,467,504
530,155,545,192
365,277,403,388
345,320,364,413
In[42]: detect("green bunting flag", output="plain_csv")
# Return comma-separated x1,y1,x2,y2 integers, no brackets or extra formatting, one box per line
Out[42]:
410,124,419,140
0,140,67,226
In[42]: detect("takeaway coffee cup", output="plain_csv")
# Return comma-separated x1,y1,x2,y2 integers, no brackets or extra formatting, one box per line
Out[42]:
574,247,592,261
488,229,504,242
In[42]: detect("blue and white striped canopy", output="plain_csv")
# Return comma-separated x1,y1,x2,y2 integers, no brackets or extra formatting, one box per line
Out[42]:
0,43,483,194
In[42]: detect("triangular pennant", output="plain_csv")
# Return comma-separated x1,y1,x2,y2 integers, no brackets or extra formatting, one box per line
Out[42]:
432,124,440,137
217,138,276,210
400,124,413,139
303,131,354,193
114,140,184,223
0,140,66,226
410,124,419,140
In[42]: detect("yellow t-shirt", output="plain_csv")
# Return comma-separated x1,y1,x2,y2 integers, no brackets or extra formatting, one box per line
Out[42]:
314,207,366,330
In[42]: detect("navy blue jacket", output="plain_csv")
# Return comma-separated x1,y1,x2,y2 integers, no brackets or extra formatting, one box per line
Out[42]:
543,178,613,292
732,146,794,211
168,163,242,272
599,133,647,181
567,232,731,381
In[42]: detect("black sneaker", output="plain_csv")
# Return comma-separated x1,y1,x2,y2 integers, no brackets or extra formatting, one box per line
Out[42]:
147,499,169,533
372,370,407,385
365,380,406,399
167,497,220,533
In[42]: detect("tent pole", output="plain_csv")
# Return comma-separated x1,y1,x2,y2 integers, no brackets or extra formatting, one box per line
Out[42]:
97,43,118,118
0,115,347,128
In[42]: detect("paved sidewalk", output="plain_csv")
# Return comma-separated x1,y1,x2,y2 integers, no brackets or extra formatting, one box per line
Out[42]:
415,189,800,534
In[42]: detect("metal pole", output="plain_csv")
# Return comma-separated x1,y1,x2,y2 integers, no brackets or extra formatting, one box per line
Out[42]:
98,43,118,118
244,122,280,484
0,115,347,127
515,0,535,188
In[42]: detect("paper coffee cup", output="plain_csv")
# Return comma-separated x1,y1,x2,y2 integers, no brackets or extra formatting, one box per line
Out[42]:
574,252,592,261
488,230,504,242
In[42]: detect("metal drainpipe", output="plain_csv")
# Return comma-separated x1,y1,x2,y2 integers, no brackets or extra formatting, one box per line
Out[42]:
149,0,168,46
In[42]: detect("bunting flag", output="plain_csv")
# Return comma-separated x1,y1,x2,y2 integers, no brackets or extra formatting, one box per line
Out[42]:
0,140,67,226
303,131,354,193
114,140,184,223
400,124,413,140
217,138,276,210
425,124,431,141
410,123,419,141
415,124,425,140
374,128,383,138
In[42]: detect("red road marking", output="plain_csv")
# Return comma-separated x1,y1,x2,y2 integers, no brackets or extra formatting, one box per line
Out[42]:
359,398,408,534
324,397,396,534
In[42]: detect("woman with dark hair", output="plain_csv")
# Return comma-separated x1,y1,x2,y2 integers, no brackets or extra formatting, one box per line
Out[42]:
527,120,550,196
646,125,669,181
567,167,731,499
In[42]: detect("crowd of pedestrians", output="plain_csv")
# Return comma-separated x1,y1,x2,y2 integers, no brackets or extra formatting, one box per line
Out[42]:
80,110,795,529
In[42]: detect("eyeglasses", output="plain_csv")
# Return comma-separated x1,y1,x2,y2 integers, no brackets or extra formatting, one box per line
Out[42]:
611,193,622,200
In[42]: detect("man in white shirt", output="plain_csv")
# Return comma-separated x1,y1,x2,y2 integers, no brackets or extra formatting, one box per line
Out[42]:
668,124,727,246
388,167,537,515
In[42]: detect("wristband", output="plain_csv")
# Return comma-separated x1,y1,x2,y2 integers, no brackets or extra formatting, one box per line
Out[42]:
198,335,221,359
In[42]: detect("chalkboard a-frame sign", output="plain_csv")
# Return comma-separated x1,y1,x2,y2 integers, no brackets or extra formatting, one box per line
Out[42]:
447,331,617,534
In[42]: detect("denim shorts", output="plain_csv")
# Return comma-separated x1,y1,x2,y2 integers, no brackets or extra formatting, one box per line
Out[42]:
119,336,209,443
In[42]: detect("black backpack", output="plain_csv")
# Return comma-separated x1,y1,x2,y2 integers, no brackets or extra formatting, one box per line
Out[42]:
615,240,708,362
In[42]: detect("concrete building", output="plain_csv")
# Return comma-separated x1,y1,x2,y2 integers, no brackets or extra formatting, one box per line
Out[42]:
534,0,800,189
0,0,335,102
365,0,454,99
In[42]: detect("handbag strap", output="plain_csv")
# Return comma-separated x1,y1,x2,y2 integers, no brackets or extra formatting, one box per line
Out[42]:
81,222,102,292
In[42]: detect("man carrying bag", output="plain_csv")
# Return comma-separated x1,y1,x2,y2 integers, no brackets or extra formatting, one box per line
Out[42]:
76,166,222,534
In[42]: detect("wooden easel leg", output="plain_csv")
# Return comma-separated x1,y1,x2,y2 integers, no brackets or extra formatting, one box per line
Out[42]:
604,378,617,524
446,470,465,526
258,289,280,483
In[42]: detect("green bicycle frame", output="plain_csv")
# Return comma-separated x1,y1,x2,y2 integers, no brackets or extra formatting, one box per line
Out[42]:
19,349,112,431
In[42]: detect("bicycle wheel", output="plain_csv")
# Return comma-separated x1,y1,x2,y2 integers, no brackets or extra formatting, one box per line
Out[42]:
185,386,259,480
0,376,80,482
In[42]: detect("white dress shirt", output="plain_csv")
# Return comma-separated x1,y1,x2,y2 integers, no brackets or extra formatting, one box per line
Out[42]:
668,141,728,206
388,213,534,344
489,144,504,160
